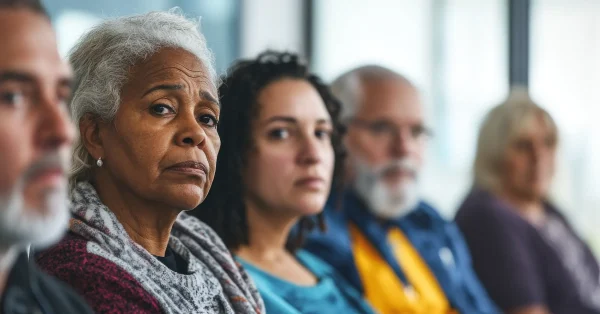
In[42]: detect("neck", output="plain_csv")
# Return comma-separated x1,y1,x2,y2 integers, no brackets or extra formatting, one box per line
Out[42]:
0,246,19,298
235,201,298,263
93,174,179,256
498,188,546,225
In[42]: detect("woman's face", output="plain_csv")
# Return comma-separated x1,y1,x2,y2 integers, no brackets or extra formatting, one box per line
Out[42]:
244,78,335,219
501,114,556,201
93,48,220,210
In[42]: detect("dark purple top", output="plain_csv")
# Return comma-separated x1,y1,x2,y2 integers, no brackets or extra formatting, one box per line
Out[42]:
455,189,600,314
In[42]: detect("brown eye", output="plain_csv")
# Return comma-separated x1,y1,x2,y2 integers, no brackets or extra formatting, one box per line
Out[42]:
268,128,289,139
411,125,430,139
315,129,332,140
198,114,218,128
0,91,24,107
150,104,175,116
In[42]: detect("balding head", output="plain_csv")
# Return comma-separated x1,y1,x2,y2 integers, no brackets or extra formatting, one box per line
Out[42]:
332,65,427,219
331,65,416,122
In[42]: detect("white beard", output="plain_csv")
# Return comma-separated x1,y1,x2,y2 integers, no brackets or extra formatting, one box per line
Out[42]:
353,158,420,219
0,158,70,251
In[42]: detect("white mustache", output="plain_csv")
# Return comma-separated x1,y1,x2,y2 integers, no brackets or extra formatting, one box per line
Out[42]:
374,159,418,178
22,152,68,184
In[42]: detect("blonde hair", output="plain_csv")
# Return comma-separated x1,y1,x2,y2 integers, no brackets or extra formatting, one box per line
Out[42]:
473,86,558,192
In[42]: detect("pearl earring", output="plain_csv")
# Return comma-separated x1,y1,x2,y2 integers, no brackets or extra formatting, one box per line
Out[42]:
96,157,103,167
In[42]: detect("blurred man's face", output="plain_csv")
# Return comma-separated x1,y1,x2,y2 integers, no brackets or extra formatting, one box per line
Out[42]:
345,78,427,219
0,9,74,250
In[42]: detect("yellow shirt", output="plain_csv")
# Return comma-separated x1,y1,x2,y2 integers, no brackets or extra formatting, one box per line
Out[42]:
350,224,457,314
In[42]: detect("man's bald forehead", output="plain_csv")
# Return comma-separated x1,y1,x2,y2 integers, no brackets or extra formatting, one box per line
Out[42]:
331,65,419,121
349,65,413,87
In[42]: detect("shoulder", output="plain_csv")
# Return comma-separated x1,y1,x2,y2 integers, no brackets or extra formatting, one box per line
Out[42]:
36,232,90,272
33,269,94,314
303,202,353,260
314,198,351,238
36,233,128,277
455,189,529,232
36,233,161,313
321,199,350,228
415,201,448,223
408,201,463,238
453,190,539,259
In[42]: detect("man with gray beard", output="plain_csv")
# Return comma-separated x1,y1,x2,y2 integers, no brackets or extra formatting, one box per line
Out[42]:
0,0,92,313
304,66,499,314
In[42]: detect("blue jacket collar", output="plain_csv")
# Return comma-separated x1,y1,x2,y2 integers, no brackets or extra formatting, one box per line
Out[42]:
330,189,442,232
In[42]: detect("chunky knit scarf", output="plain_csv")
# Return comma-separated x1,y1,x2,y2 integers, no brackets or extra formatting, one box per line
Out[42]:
69,182,264,314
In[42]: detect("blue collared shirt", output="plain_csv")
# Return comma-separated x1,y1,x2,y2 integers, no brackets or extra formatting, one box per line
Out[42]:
304,190,499,314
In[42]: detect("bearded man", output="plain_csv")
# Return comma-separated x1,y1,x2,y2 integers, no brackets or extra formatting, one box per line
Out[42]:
304,66,499,314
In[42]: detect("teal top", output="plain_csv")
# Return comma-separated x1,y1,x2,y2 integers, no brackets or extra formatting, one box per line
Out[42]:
238,250,374,314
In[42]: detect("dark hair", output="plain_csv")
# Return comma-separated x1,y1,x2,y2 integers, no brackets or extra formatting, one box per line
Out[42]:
0,0,49,17
193,51,345,251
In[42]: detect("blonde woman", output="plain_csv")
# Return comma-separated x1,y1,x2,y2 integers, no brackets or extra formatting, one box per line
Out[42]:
455,89,600,314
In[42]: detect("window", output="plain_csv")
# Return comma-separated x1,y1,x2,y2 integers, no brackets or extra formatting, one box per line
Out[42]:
44,0,240,73
313,0,508,216
530,0,600,252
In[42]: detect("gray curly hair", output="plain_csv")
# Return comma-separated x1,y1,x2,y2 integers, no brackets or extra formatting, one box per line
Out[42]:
69,10,217,189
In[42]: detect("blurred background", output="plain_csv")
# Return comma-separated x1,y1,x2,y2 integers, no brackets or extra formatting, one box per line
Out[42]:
43,0,600,254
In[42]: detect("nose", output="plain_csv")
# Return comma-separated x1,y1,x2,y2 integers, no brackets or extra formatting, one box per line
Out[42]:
390,127,412,158
298,134,322,166
36,93,75,151
175,111,207,148
529,140,549,164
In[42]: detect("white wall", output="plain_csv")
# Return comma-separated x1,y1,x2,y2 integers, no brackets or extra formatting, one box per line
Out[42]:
240,0,305,58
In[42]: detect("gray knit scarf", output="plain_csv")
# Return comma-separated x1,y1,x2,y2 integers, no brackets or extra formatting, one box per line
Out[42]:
69,182,265,314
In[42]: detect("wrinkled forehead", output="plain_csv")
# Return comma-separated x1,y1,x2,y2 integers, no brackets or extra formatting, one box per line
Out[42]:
126,47,217,97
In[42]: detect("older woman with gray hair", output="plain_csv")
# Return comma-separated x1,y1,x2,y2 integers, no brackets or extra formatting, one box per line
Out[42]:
455,88,600,314
35,11,264,314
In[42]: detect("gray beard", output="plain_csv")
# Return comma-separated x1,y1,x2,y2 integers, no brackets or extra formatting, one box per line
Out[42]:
353,159,420,219
0,178,69,251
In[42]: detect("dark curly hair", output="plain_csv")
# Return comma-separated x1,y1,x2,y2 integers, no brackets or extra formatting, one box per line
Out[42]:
193,51,345,251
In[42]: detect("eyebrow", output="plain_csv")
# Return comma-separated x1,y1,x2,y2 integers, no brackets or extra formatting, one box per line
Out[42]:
142,84,219,105
0,71,35,84
142,84,183,97
265,116,332,124
0,71,73,89
200,90,219,105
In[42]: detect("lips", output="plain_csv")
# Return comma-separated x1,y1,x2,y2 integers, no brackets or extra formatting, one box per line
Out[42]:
382,167,414,178
27,168,66,187
295,176,326,190
166,161,208,177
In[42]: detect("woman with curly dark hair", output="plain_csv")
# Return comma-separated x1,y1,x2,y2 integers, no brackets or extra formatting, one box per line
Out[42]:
194,51,374,314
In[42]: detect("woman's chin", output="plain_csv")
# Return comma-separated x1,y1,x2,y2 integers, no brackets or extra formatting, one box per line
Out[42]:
162,186,205,211
293,197,328,217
